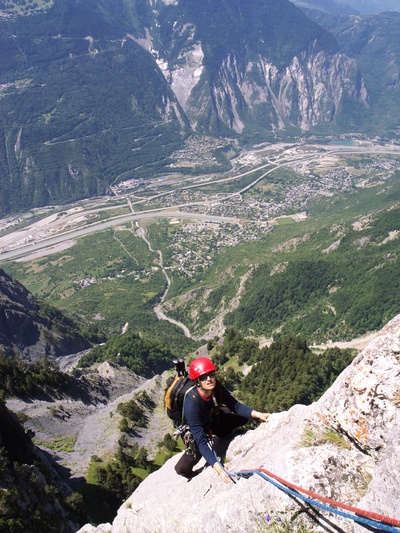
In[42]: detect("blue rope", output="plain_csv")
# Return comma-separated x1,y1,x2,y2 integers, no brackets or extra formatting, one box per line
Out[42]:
213,452,399,533
238,469,400,533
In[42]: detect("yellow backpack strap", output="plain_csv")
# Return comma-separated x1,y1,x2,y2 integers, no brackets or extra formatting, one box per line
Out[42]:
165,375,180,410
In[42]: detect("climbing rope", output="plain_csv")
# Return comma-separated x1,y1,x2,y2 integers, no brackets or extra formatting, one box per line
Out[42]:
213,452,400,532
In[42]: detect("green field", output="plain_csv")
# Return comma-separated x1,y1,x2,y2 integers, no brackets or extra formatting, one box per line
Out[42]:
2,225,198,354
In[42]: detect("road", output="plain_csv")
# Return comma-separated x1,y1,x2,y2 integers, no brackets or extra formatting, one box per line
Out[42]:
0,211,239,262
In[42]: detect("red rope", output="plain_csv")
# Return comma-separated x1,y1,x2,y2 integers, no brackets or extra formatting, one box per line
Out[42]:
252,468,400,527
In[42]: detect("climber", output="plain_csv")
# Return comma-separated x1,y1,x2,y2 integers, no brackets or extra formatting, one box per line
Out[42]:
174,357,270,483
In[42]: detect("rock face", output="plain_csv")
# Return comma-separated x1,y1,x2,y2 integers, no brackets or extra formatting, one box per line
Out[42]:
78,314,400,533
0,269,90,360
173,47,365,134
147,0,367,134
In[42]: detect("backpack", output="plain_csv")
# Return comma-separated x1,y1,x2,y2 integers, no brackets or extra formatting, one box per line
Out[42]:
165,373,197,425
165,359,220,428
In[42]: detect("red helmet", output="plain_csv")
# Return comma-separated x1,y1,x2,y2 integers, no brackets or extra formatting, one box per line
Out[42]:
188,357,217,380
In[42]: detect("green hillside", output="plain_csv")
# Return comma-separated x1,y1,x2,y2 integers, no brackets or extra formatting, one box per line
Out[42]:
2,226,199,355
214,333,356,413
0,0,188,215
228,195,399,341
148,164,400,343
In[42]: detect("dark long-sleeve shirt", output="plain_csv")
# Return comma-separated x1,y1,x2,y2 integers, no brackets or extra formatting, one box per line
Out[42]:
183,385,252,466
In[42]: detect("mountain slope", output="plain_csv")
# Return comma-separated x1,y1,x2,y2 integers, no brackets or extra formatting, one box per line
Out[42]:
77,314,400,533
0,0,368,215
0,399,78,532
301,10,400,134
0,268,91,359
0,0,189,215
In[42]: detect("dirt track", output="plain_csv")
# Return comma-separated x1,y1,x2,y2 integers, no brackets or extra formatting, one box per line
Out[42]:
312,331,378,351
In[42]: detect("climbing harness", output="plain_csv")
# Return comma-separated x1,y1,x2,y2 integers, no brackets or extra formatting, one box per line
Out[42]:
172,424,194,453
213,452,400,532
183,427,197,456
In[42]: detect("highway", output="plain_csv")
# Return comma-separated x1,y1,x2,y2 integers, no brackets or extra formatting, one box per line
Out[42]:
0,210,239,262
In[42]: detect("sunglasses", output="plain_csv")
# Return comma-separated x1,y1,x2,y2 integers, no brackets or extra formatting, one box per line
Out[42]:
199,371,216,381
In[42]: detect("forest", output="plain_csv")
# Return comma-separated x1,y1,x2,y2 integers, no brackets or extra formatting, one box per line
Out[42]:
225,205,400,342
239,336,355,412
211,329,355,413
0,355,74,399
78,331,178,378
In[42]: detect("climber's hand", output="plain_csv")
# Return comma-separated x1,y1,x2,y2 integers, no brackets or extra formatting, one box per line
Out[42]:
213,462,231,484
252,410,270,422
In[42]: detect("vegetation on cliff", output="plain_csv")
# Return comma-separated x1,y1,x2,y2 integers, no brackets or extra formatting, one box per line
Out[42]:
0,355,74,399
0,398,85,532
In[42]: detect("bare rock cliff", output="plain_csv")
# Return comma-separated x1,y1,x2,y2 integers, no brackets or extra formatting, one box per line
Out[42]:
145,0,368,134
79,314,400,533
179,48,367,133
